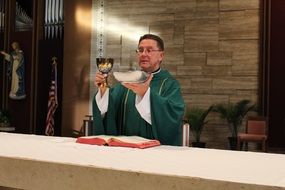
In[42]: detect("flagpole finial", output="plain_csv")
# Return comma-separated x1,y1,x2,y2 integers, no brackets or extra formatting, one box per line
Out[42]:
52,56,57,65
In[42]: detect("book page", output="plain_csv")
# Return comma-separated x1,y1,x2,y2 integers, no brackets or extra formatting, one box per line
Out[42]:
80,135,115,141
76,135,115,145
110,136,157,144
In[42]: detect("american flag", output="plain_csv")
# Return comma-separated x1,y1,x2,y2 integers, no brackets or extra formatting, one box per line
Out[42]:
45,57,58,136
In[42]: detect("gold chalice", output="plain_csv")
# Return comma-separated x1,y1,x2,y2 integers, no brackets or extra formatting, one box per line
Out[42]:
96,58,114,88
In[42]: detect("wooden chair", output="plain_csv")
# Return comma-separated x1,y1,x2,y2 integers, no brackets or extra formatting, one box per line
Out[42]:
237,116,268,152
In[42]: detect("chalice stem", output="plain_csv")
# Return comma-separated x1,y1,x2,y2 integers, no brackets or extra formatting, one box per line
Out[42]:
104,75,108,87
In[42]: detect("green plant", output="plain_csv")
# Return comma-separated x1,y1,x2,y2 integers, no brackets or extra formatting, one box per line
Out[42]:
213,100,256,138
186,106,213,143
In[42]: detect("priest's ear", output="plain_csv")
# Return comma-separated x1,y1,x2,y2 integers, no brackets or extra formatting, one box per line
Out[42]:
158,51,164,63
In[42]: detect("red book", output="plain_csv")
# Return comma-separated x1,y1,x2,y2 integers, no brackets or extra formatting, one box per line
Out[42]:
76,135,161,149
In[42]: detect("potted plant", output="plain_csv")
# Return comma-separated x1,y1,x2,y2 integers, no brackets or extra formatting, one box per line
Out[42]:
213,99,256,150
186,106,213,148
0,109,11,128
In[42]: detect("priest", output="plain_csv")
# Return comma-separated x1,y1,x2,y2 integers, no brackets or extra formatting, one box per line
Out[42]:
93,34,185,146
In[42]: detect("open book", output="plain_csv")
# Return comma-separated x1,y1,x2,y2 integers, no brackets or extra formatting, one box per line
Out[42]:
76,135,161,149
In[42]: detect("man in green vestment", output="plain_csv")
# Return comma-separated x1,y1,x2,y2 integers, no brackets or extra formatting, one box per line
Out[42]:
93,34,185,146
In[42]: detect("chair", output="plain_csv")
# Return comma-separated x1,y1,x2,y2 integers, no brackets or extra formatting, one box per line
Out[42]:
237,116,268,152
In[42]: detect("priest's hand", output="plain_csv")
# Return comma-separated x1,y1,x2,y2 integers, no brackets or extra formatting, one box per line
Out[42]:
94,71,107,95
122,74,153,97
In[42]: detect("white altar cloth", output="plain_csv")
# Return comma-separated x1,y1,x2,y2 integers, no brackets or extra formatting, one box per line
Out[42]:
0,132,284,190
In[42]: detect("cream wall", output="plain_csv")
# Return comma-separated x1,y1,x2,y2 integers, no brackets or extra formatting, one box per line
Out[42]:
63,0,261,149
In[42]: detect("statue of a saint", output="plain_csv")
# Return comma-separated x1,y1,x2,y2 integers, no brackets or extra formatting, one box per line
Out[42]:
1,42,26,100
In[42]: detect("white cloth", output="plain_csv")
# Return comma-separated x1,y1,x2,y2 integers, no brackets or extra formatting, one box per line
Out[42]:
135,88,151,124
95,88,109,115
0,132,285,188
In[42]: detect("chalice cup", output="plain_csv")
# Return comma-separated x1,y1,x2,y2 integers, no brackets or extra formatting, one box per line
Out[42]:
96,58,114,88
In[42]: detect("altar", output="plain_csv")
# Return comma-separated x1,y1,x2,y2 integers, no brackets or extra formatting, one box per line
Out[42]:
0,132,284,190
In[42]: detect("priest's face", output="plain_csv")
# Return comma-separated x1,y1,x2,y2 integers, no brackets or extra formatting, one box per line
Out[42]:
137,39,164,73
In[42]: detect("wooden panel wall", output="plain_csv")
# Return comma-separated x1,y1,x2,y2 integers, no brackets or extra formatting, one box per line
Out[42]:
267,0,285,148
62,0,92,136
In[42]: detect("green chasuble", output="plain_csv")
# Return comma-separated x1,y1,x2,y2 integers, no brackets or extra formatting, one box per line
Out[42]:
92,69,185,146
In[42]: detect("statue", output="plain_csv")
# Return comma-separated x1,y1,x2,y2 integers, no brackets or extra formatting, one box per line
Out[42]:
1,42,26,100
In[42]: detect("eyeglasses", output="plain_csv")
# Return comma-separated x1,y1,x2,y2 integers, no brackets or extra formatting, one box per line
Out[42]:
135,48,162,55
